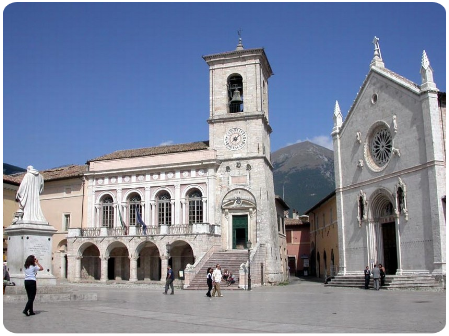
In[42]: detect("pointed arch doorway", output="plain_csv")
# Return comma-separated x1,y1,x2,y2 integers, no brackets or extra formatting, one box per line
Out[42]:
371,191,399,275
380,220,398,275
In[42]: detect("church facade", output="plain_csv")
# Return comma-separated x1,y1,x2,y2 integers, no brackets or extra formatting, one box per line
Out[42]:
65,40,286,285
331,37,446,280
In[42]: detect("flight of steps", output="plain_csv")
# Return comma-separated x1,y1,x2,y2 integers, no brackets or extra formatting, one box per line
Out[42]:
185,250,248,290
325,274,442,289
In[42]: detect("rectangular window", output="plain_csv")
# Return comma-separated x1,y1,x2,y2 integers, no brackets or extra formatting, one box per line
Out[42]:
63,214,71,231
286,230,292,243
102,205,114,227
189,199,202,223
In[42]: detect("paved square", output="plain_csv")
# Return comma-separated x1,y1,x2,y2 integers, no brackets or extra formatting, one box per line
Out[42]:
2,278,446,333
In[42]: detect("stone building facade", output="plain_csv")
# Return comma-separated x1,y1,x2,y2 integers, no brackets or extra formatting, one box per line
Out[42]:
64,40,286,286
305,191,339,279
331,37,446,280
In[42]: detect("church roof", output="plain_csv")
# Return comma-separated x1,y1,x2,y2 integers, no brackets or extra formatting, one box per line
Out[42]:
87,141,210,163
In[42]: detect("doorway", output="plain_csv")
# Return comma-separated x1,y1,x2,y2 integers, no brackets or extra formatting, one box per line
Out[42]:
382,222,398,275
108,257,115,280
232,215,248,249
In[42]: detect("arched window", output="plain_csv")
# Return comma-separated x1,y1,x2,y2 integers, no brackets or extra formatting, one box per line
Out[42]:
228,74,243,113
157,192,171,225
188,190,203,224
128,193,142,226
101,195,114,227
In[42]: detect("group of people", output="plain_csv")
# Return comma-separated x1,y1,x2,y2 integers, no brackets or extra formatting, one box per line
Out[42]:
364,264,386,290
206,264,235,298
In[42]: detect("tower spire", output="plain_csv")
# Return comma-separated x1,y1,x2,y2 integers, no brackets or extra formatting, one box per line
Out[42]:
420,50,437,91
332,100,343,133
370,36,385,68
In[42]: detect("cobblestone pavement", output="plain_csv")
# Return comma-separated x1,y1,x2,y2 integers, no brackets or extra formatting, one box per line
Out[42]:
2,278,446,333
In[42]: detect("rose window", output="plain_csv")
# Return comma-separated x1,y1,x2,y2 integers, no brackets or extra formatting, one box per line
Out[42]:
370,127,392,166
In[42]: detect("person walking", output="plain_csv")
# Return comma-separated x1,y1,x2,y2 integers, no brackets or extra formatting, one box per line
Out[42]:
206,267,213,298
364,266,371,289
371,264,380,290
211,264,223,297
163,265,175,295
379,264,386,286
23,255,43,316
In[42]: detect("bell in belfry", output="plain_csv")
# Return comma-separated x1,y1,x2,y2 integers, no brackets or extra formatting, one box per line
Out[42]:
230,88,243,104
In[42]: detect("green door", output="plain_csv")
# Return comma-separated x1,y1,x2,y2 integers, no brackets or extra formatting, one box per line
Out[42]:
232,215,248,249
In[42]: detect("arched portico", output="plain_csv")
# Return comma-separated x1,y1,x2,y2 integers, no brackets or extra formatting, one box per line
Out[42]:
77,242,101,281
168,240,194,279
105,242,130,280
134,241,161,281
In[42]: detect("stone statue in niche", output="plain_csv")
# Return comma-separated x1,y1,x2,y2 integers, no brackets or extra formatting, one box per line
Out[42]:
357,190,368,227
394,177,408,221
393,115,398,133
15,166,47,223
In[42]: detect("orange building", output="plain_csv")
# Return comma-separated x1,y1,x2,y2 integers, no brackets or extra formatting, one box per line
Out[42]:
285,212,310,276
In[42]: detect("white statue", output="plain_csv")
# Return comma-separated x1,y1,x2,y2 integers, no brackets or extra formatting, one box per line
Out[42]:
16,166,47,223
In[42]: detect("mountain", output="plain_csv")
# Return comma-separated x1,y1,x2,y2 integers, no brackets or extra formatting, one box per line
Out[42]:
3,163,26,175
272,141,335,215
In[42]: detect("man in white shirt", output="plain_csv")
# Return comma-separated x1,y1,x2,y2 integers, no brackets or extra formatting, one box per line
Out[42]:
211,264,223,297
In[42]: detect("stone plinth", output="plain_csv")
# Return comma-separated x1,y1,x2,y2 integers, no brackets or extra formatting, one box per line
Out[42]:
5,221,58,286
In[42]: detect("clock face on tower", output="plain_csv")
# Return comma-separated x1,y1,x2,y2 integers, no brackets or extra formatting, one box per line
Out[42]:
224,127,247,150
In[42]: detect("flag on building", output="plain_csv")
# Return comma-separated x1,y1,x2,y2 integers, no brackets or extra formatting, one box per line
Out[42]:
118,206,127,234
136,208,147,234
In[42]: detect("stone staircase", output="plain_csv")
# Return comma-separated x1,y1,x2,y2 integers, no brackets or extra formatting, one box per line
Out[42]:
325,274,443,289
185,250,248,290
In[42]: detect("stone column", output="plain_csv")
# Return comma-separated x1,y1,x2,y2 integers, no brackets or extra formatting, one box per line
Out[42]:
75,256,82,282
60,252,67,279
129,256,138,282
161,256,168,286
202,199,207,223
181,200,186,224
100,256,108,282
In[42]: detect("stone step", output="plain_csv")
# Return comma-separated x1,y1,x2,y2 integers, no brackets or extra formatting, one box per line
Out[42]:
325,274,441,289
185,250,248,290
3,292,98,303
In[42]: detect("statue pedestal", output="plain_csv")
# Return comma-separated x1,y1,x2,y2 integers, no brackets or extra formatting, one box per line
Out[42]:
5,221,58,286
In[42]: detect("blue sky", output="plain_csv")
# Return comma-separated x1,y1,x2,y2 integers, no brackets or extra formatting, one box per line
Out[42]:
2,2,446,171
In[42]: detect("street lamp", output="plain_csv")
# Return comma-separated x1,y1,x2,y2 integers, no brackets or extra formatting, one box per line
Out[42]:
247,240,252,290
166,242,171,256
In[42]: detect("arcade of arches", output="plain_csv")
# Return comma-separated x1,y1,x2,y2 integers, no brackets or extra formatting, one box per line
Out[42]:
71,240,194,282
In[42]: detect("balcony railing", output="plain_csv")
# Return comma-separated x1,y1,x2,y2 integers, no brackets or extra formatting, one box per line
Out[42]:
75,223,218,238
80,228,100,237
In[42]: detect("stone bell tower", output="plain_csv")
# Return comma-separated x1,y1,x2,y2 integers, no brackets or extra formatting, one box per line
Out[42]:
203,37,283,283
